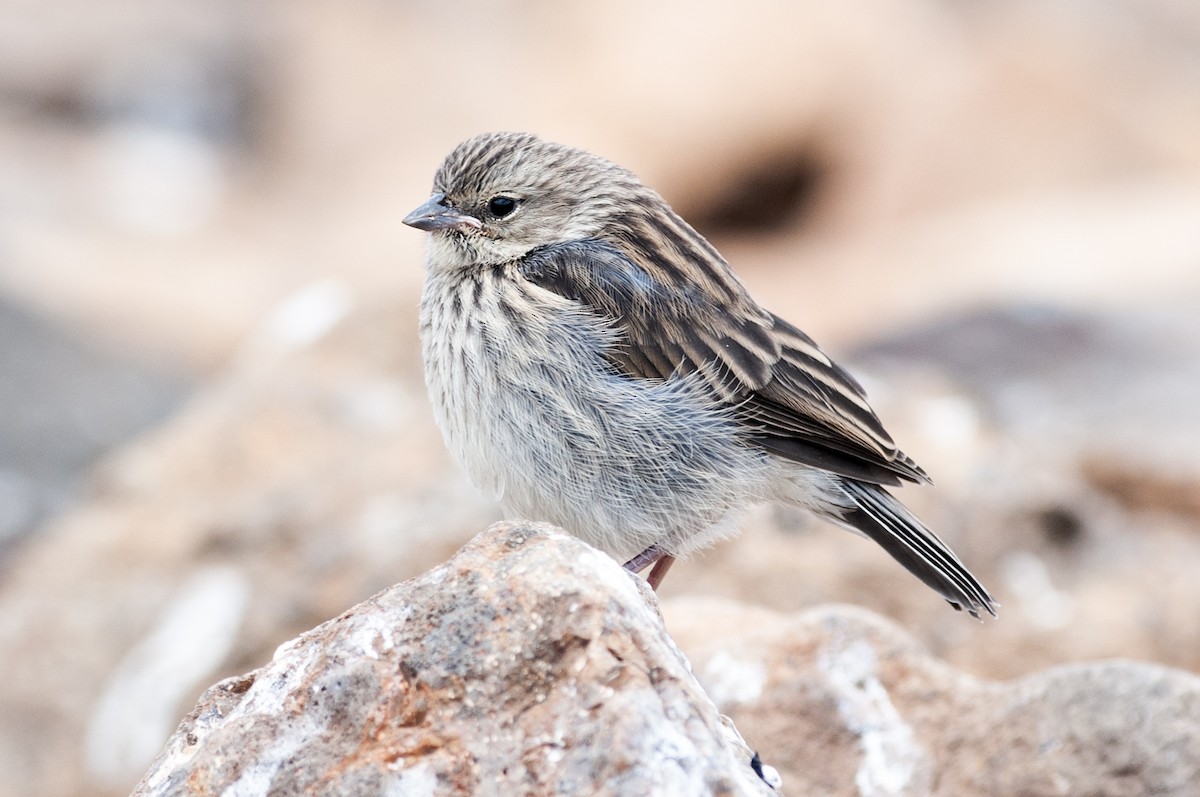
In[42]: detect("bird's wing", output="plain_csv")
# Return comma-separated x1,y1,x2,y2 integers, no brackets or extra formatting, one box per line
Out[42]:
518,238,929,486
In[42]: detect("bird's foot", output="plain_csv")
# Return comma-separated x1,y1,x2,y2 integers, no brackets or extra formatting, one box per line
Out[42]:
622,544,676,591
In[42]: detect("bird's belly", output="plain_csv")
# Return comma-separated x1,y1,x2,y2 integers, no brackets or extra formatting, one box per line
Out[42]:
420,273,770,558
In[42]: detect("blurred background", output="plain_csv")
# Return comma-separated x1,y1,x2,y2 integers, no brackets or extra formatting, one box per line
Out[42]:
2,1,1199,794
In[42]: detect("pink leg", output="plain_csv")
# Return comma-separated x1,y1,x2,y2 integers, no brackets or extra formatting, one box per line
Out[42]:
622,544,676,591
645,555,676,591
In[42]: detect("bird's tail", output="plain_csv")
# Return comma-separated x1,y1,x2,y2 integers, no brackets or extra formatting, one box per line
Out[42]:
833,480,996,618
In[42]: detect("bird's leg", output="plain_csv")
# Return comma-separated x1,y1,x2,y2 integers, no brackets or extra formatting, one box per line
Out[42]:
622,544,676,591
645,555,676,590
623,544,663,573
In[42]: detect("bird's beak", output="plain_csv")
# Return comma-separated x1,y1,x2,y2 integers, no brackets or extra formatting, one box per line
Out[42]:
402,193,482,232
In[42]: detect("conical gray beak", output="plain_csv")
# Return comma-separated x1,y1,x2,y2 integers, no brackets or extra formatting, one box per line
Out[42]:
402,193,482,232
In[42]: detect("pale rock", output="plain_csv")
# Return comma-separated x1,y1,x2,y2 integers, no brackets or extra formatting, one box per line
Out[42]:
133,523,777,797
666,596,1200,797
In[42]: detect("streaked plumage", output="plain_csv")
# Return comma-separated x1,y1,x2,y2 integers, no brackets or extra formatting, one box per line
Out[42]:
405,131,995,617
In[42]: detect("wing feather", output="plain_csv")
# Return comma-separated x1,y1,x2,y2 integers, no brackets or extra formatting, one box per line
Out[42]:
518,237,928,486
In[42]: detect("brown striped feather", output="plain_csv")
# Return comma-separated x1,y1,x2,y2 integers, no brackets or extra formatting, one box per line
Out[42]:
519,201,930,486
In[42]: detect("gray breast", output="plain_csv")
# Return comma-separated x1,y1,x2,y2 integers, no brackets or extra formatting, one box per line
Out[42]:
420,267,772,558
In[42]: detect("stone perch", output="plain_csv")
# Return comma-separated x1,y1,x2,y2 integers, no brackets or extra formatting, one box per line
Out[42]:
132,520,1200,797
132,522,778,797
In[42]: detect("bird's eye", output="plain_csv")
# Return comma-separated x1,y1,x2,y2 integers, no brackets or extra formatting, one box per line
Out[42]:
487,196,518,218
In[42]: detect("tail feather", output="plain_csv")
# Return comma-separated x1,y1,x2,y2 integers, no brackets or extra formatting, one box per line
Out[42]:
835,480,996,618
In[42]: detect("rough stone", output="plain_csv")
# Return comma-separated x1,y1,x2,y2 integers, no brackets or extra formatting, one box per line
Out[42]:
133,523,776,797
665,596,1200,797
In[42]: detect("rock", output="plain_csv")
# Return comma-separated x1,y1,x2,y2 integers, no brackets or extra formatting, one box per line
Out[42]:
0,296,190,548
852,304,1200,478
133,523,777,797
131,531,1200,797
665,596,1200,797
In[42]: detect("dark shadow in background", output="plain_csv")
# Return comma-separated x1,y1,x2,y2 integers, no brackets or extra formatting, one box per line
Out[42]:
0,298,192,559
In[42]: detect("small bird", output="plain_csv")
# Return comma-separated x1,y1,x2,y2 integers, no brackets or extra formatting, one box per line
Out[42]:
404,132,995,617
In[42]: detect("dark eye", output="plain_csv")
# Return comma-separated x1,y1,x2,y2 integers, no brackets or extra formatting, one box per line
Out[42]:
487,196,518,218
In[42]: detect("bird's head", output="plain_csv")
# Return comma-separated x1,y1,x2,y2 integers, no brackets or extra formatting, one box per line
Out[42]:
403,132,646,269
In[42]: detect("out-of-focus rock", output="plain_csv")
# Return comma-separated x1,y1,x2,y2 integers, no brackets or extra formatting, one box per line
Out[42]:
133,523,777,797
853,304,1200,469
0,297,190,548
665,596,1200,797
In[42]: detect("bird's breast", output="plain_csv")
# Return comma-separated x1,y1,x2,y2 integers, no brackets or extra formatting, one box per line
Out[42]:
420,268,623,497
418,265,770,556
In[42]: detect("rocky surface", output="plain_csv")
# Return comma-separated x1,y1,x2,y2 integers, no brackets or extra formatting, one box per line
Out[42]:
665,596,1200,797
131,523,1200,797
133,523,777,797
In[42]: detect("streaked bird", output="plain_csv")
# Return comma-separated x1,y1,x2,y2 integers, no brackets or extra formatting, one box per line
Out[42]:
404,132,995,617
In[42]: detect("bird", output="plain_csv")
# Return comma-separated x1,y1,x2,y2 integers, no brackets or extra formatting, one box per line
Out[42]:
403,131,995,617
